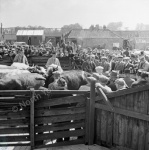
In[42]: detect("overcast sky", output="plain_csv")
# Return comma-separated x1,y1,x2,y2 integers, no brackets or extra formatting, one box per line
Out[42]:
0,0,149,29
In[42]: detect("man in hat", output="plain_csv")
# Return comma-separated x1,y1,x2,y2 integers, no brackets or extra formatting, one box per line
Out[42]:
98,56,110,73
138,56,149,72
13,48,29,65
95,66,104,75
130,54,139,74
123,47,130,57
123,57,133,72
114,55,125,74
107,70,119,91
46,51,61,68
115,78,128,91
131,70,149,88
82,55,96,73
93,73,112,94
123,69,135,87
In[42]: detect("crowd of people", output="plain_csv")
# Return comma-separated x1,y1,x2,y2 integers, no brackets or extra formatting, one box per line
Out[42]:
1,40,149,93
0,40,77,59
77,47,149,93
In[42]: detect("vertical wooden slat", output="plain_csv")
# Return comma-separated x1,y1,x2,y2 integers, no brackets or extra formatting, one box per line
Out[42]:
85,96,89,144
30,88,35,150
88,78,96,145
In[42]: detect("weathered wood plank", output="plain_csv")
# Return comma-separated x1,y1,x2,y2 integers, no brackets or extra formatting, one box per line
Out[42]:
100,110,107,144
131,119,138,150
95,108,101,145
106,111,113,147
0,127,29,134
0,118,29,126
30,88,35,150
35,139,85,149
35,113,85,124
0,135,30,142
35,129,85,141
95,103,149,122
35,107,85,117
107,85,149,99
85,97,89,144
35,121,85,133
35,95,86,108
0,110,29,119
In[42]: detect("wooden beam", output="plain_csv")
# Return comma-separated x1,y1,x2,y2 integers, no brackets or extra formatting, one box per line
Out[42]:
30,88,35,150
96,87,114,112
95,103,149,122
88,77,96,145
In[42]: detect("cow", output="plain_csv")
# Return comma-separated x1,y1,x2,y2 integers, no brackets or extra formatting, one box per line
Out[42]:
0,73,46,90
48,70,91,90
45,64,63,88
0,65,16,69
11,62,29,70
0,69,30,79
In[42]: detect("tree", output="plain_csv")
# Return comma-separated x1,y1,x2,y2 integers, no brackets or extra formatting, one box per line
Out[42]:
61,23,83,30
89,24,102,30
136,23,149,30
107,22,123,30
89,25,95,30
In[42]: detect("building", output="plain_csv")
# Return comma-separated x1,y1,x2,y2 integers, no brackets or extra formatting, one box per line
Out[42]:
16,30,45,45
67,29,124,49
44,28,71,46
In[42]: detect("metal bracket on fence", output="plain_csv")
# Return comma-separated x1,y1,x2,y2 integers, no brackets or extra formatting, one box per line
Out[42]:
96,87,114,112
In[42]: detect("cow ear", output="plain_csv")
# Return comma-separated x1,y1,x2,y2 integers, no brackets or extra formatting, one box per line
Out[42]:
35,76,46,81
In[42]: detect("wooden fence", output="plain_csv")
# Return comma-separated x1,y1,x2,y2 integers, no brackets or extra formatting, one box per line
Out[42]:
0,89,94,150
0,56,72,70
94,85,149,150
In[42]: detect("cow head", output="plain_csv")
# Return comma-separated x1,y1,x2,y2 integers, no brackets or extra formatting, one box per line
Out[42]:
47,65,58,78
56,77,68,89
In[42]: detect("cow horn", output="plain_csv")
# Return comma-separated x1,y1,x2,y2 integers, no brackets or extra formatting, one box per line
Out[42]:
35,76,46,81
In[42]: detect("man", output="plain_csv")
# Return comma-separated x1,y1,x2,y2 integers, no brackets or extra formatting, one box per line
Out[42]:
131,71,148,88
123,47,130,57
98,56,110,74
123,69,135,87
123,57,133,71
82,55,96,73
93,73,112,94
130,54,139,74
46,51,61,68
138,56,149,72
114,55,125,74
107,70,119,91
95,66,104,75
115,78,128,91
13,47,29,65
66,41,73,55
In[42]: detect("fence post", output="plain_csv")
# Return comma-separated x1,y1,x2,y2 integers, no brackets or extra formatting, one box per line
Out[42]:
30,88,35,150
88,77,96,145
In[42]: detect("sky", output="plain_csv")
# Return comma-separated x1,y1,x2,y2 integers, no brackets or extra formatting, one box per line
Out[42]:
0,0,149,29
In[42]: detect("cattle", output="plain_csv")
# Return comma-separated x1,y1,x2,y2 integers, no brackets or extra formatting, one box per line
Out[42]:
27,65,46,75
0,69,30,79
0,65,16,69
48,70,91,90
11,62,29,70
45,64,63,88
0,73,46,90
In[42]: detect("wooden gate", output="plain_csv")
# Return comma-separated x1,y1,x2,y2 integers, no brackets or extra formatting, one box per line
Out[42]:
0,89,93,149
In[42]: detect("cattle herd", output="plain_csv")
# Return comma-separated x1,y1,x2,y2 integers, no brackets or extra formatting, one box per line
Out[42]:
0,63,91,91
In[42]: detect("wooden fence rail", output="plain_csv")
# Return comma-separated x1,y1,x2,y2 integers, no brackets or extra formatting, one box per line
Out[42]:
94,84,149,150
